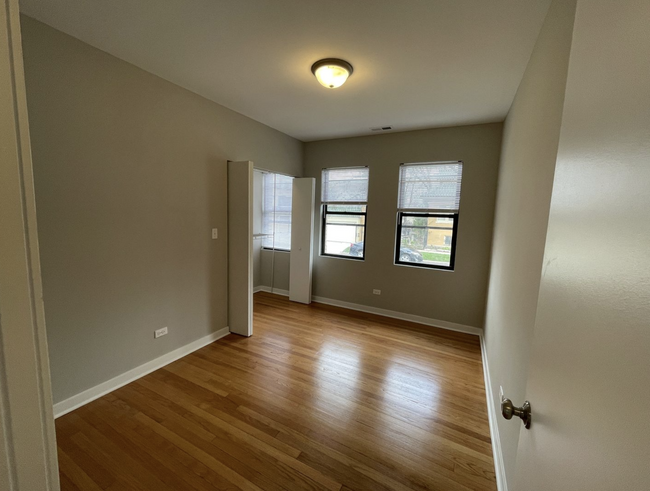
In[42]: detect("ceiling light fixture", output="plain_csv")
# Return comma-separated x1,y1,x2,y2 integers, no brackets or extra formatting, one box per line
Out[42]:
311,58,353,89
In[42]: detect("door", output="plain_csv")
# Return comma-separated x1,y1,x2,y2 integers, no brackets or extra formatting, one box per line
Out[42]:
512,1,650,489
289,178,315,304
227,160,253,336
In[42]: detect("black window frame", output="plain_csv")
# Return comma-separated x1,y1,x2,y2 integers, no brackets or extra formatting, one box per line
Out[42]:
321,204,367,260
395,212,459,271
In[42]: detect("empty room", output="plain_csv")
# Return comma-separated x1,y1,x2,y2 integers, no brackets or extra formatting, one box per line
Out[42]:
1,1,648,490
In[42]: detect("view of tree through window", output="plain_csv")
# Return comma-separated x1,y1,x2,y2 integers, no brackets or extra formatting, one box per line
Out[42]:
397,214,456,267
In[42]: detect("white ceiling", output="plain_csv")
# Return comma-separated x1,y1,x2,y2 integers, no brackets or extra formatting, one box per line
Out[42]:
19,0,551,142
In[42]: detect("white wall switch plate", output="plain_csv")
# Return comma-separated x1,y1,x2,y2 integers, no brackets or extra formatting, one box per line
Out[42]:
154,327,168,339
211,228,218,239
373,289,381,295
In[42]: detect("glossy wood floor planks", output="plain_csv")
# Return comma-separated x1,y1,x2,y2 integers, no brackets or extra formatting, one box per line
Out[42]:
55,292,497,490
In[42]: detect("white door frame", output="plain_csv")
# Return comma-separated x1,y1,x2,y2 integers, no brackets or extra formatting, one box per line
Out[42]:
0,0,59,489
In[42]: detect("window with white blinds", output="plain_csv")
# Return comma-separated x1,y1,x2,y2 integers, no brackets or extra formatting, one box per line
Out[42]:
394,162,462,271
262,173,293,250
320,167,369,259
397,162,463,212
321,167,369,203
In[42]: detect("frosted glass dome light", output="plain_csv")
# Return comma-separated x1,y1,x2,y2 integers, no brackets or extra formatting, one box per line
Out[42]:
311,59,353,89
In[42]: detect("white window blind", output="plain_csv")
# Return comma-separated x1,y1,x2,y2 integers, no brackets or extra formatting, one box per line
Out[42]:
321,167,369,203
397,162,463,212
262,173,293,250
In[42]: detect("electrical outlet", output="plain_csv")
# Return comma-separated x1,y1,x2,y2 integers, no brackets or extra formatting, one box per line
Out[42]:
154,327,168,339
211,228,218,239
373,289,381,295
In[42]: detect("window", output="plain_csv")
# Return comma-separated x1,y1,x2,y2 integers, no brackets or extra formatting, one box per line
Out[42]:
262,172,293,251
321,167,369,259
395,162,463,270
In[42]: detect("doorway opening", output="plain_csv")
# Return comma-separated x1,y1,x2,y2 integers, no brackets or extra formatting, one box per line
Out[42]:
253,169,294,298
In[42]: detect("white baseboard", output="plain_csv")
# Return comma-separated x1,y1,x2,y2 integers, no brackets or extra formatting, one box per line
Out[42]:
53,327,230,418
253,285,289,297
310,295,482,336
480,334,508,491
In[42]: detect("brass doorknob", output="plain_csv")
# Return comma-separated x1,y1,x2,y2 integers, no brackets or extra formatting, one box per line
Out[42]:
501,397,532,429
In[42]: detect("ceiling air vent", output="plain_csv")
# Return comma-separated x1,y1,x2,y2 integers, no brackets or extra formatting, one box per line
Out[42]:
370,126,393,132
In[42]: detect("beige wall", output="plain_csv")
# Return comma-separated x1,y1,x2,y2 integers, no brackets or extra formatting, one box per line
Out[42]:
482,0,576,486
304,124,502,328
20,16,302,404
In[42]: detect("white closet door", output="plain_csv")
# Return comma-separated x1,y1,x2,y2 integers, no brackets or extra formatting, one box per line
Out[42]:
290,178,315,304
228,161,253,336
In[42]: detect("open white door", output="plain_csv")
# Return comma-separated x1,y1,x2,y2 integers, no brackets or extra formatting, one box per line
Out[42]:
0,0,60,488
227,161,253,336
510,1,650,489
289,178,315,304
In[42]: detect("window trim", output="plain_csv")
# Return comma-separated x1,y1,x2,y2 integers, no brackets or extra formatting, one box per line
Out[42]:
394,212,459,271
320,204,367,260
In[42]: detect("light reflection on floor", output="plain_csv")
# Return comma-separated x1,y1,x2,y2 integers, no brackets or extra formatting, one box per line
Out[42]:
315,338,361,422
309,333,445,456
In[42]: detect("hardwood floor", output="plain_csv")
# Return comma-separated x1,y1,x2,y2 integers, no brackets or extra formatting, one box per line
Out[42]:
56,292,497,490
